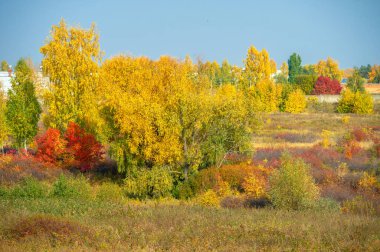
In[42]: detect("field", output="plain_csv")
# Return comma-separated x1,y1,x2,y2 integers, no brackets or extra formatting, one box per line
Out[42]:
1,110,380,251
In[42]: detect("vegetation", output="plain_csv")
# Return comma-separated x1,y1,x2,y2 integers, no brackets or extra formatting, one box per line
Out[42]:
1,19,380,251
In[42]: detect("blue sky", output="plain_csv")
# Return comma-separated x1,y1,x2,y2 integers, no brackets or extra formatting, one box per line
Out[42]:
0,0,379,69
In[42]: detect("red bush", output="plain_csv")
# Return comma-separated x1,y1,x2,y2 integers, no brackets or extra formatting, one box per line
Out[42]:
64,122,104,171
312,76,342,95
36,128,67,164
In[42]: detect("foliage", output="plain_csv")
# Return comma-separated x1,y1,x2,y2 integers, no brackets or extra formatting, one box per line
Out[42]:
355,64,371,79
5,58,41,150
321,130,332,148
36,128,67,164
64,122,103,171
248,79,282,112
347,70,365,92
312,76,342,95
273,62,288,84
341,196,375,216
279,83,295,112
284,89,306,113
269,152,320,210
288,53,302,84
195,189,220,207
124,166,173,199
0,84,8,150
6,177,48,199
368,64,380,83
51,174,92,200
358,172,378,191
40,19,104,136
243,45,275,87
102,56,254,177
337,89,373,114
242,174,267,198
1,60,9,71
293,74,318,94
315,57,343,81
96,182,124,202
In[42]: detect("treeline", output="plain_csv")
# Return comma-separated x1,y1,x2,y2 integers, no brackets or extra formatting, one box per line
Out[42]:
0,20,376,177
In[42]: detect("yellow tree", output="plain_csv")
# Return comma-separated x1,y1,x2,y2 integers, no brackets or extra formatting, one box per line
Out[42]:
368,64,380,83
40,19,103,135
243,45,275,87
315,57,343,81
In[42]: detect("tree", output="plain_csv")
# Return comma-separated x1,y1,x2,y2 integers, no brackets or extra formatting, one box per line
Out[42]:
312,76,342,95
40,19,104,136
315,57,343,81
288,53,302,84
337,89,373,114
347,70,365,92
269,152,319,210
356,64,371,79
36,128,67,163
1,60,9,71
64,122,103,171
274,62,288,84
248,79,282,112
293,74,318,95
0,83,8,153
5,58,41,151
368,65,380,83
285,89,306,113
243,45,274,87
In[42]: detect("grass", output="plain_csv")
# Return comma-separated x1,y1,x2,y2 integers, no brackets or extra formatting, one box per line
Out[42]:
1,197,380,251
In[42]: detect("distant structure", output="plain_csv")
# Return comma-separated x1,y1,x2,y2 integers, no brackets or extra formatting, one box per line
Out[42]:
0,70,13,92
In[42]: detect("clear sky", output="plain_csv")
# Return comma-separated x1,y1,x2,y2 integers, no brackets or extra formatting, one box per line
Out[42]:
0,0,379,69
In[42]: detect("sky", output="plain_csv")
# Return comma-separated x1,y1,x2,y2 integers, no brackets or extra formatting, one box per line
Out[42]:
0,0,379,69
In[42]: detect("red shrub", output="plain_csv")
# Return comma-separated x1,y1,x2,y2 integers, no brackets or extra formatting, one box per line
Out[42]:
36,128,67,164
312,76,342,95
64,122,104,172
352,128,369,142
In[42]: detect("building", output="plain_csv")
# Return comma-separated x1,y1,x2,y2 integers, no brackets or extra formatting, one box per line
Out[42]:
0,71,13,92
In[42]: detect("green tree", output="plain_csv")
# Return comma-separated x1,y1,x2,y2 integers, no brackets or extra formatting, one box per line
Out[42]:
356,64,371,79
288,53,302,84
347,70,365,92
1,60,9,71
6,59,41,151
0,83,8,153
269,152,319,210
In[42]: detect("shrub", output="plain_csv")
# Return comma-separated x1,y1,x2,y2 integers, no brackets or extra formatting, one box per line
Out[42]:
269,152,320,210
65,122,104,171
124,166,173,199
284,89,306,113
220,195,245,208
312,76,342,95
321,130,332,148
294,74,318,94
341,115,350,124
96,182,124,202
51,174,93,199
242,174,267,198
196,189,220,207
9,177,49,199
341,196,375,216
358,172,377,192
36,128,67,164
337,89,373,114
315,198,340,212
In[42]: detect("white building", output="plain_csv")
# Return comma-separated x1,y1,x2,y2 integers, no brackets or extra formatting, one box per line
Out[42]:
0,71,13,92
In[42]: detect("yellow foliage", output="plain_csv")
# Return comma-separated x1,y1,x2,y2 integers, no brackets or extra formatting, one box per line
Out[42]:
242,174,266,198
244,45,276,87
196,189,220,207
321,130,332,148
248,79,282,112
315,57,343,81
40,19,104,135
368,65,380,83
341,115,350,124
358,172,377,191
284,89,306,113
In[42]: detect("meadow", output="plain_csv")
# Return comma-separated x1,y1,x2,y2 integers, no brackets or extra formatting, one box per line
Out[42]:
1,106,380,251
